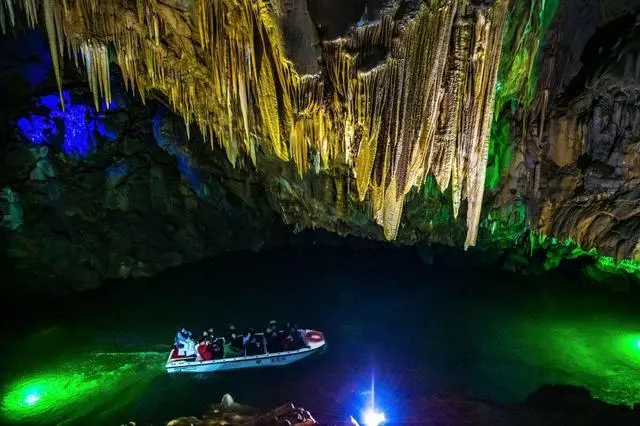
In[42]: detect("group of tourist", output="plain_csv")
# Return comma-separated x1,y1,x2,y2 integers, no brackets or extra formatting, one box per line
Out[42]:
263,320,306,353
172,321,307,360
225,320,306,355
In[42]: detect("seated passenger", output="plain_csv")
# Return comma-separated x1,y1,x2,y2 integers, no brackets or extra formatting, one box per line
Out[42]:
244,335,254,356
246,334,264,355
197,339,213,361
282,332,295,351
266,330,280,353
243,330,253,354
267,320,277,333
180,335,197,357
290,324,305,349
233,335,243,349
211,339,223,359
228,324,243,349
171,333,185,358
254,336,265,355
281,321,295,339
175,328,195,356
175,328,190,348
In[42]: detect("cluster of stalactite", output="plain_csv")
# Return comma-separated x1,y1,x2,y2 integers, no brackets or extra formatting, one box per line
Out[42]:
1,0,510,248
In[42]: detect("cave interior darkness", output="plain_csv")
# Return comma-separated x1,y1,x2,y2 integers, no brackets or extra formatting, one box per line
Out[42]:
1,1,640,425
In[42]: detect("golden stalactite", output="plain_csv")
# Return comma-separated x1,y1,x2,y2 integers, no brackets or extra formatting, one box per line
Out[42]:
461,3,509,248
354,67,385,202
335,177,346,218
433,15,471,198
80,40,111,111
6,0,511,248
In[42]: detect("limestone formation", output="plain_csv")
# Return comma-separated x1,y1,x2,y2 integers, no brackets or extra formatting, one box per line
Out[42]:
1,0,512,247
2,0,640,292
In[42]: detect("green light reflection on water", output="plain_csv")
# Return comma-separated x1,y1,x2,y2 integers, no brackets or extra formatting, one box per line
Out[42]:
514,318,640,406
1,351,166,424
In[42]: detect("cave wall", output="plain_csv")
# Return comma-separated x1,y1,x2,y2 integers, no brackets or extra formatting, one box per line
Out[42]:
532,5,640,260
0,40,294,293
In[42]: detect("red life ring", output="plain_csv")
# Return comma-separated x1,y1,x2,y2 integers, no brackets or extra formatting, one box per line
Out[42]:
306,331,324,343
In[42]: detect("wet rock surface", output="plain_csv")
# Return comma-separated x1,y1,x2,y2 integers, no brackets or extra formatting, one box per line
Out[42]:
0,58,386,294
0,50,290,293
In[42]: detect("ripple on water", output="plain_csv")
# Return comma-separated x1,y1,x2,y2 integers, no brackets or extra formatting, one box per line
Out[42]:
1,351,166,424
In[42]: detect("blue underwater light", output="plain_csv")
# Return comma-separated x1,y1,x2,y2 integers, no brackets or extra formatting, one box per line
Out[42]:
362,408,386,426
351,373,387,426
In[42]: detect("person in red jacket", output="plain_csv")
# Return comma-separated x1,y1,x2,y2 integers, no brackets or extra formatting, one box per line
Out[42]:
197,339,213,361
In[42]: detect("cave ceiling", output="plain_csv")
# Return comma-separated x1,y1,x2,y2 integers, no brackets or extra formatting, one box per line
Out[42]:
1,0,516,248
2,0,640,292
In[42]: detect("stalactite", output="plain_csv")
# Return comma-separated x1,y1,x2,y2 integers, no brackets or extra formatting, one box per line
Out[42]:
79,41,111,111
43,0,64,107
0,3,5,34
461,3,509,249
335,177,346,218
0,0,16,34
23,0,38,27
8,0,517,248
434,16,471,196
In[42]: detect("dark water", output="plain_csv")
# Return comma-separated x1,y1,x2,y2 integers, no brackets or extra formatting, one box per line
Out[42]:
1,246,640,425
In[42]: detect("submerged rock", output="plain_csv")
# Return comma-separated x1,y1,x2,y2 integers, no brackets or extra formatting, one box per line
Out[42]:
164,394,316,426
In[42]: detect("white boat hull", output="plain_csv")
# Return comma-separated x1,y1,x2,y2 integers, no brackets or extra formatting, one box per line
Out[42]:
166,329,326,374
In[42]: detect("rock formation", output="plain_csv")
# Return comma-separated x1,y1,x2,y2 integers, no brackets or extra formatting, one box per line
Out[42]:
164,394,317,426
0,0,515,247
1,0,640,292
151,387,640,426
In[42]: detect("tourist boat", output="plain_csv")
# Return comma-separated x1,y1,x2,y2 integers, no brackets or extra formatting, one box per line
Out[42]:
166,329,326,374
